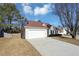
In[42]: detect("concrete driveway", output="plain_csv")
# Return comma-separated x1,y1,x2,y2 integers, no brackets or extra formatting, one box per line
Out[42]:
27,37,79,56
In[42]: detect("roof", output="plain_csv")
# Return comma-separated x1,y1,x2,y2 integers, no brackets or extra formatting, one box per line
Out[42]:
25,21,51,28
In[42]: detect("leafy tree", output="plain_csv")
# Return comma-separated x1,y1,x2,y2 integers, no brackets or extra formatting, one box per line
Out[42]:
0,3,22,34
0,3,21,29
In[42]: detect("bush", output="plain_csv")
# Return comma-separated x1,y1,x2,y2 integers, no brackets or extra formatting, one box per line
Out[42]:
4,27,21,33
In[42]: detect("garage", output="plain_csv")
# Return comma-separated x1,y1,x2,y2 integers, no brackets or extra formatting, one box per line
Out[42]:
21,21,51,39
25,27,47,39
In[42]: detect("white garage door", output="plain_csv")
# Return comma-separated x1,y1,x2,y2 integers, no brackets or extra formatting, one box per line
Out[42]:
25,28,47,39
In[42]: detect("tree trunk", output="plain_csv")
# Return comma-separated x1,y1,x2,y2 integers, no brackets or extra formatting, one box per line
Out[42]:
9,19,12,30
0,27,4,37
8,17,12,31
71,33,76,39
71,35,75,38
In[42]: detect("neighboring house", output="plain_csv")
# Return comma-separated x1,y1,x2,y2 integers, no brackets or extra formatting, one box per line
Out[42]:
21,21,51,39
58,28,67,35
49,26,67,36
76,27,79,35
48,26,59,35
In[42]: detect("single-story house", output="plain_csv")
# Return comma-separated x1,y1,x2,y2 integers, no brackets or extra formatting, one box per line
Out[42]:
48,26,67,36
48,26,59,36
58,28,67,35
21,21,51,39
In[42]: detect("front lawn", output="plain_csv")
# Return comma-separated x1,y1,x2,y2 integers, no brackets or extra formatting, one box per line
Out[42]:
0,33,40,56
52,35,79,46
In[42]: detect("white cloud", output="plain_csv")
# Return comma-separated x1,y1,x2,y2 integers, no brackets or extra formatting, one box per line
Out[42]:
22,3,53,15
34,7,48,15
44,4,51,8
34,4,52,15
34,7,40,15
22,3,33,15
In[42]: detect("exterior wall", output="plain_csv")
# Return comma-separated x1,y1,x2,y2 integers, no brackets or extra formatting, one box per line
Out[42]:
49,26,58,35
47,29,51,36
25,28,47,39
63,29,67,34
49,26,54,35
58,29,67,35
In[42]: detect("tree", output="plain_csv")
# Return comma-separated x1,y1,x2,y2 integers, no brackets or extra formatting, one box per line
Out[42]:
0,3,21,29
0,15,4,37
0,3,22,34
54,3,79,38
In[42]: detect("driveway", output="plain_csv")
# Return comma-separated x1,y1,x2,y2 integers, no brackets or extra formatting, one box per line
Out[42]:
27,37,79,56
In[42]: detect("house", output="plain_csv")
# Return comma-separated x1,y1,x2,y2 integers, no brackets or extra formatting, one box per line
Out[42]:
48,26,59,36
48,26,67,36
58,27,67,35
21,21,51,39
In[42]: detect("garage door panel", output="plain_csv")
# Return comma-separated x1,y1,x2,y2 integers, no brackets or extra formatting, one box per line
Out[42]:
25,29,47,39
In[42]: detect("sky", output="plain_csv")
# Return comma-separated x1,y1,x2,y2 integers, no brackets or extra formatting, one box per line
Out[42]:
16,3,61,27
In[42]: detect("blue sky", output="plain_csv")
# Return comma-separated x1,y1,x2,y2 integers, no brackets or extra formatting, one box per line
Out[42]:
16,3,61,27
